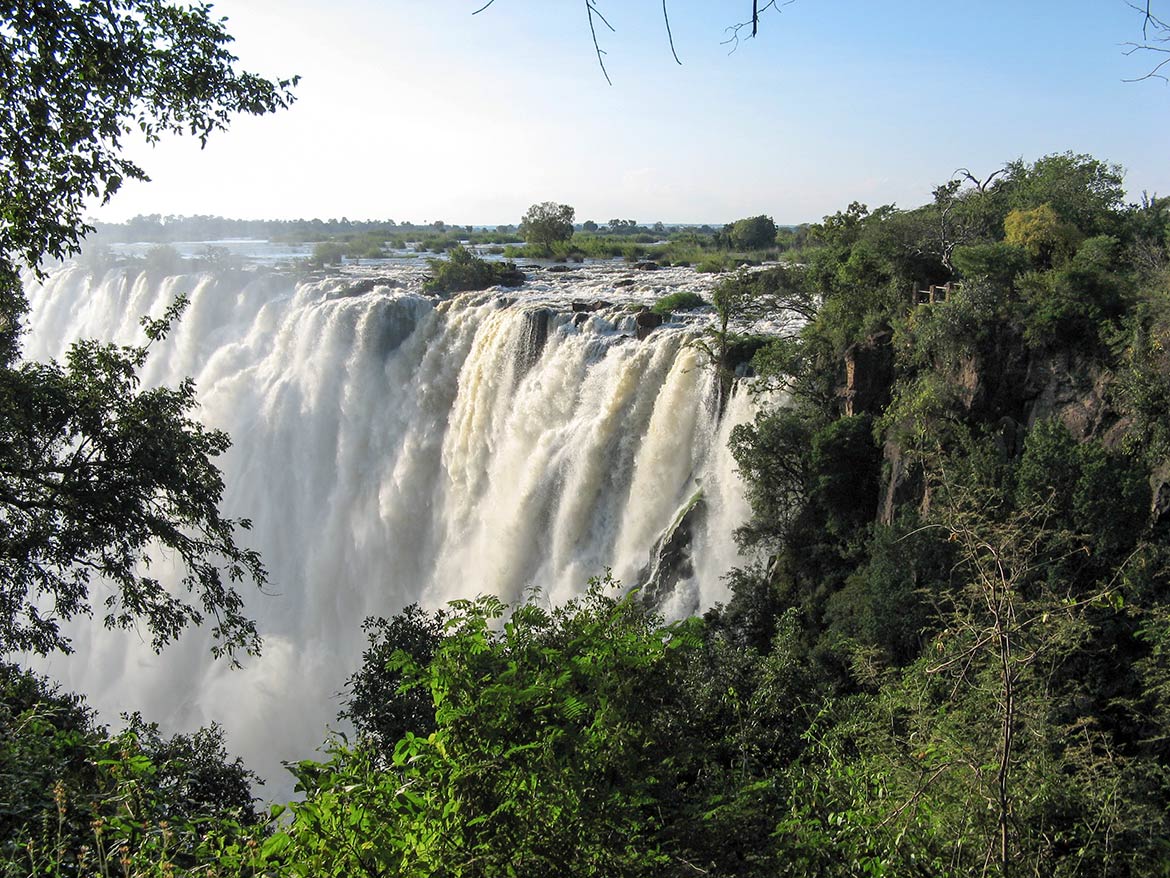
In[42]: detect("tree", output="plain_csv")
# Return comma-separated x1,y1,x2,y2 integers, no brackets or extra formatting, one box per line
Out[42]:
1,662,264,872
1004,204,1080,267
519,201,575,251
0,0,295,657
263,580,705,878
341,604,446,754
727,214,778,250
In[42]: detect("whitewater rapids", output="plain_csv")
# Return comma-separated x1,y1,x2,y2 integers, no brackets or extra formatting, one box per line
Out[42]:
22,257,756,793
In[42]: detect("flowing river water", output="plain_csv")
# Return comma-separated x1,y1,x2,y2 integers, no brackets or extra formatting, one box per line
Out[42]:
22,255,757,793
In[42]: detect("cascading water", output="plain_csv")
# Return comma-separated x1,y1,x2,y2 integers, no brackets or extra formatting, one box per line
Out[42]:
21,257,755,794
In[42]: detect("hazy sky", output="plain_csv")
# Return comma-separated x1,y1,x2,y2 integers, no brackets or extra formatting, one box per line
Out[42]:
91,0,1170,227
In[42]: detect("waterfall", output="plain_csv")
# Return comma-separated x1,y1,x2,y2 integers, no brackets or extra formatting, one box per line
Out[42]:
20,259,754,794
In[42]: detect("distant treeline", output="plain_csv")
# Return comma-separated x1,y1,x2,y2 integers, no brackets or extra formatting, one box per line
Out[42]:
90,214,794,245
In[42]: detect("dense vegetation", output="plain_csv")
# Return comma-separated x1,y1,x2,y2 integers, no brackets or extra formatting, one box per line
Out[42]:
7,151,1170,876
422,245,525,294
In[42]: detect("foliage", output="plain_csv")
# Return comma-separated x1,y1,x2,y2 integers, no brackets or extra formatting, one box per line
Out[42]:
309,240,345,268
0,0,292,658
423,245,525,294
265,580,705,877
519,201,576,252
0,0,296,360
951,241,1030,288
1004,204,1081,266
726,214,778,250
0,663,264,877
1004,152,1125,237
341,604,445,754
650,290,706,315
0,299,265,658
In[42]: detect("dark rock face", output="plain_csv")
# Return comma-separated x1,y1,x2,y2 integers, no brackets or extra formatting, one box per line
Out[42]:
839,329,894,417
338,277,402,297
634,261,660,271
614,278,637,288
497,264,527,287
571,300,610,313
875,335,1133,525
1151,462,1170,525
635,311,663,341
1022,352,1114,441
638,493,707,611
514,308,551,377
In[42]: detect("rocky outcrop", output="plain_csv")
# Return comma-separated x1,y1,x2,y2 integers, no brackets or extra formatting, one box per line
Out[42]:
875,337,1133,524
1022,352,1115,441
1150,461,1170,525
514,308,551,376
638,491,706,610
840,329,894,417
333,277,402,298
635,310,663,340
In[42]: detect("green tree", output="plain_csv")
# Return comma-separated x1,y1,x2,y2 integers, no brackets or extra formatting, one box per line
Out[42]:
1004,152,1125,237
0,663,264,876
519,201,575,252
341,604,446,754
268,581,702,877
727,214,778,250
0,0,294,657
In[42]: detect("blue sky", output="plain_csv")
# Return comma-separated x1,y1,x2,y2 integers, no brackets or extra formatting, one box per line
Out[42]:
92,0,1170,226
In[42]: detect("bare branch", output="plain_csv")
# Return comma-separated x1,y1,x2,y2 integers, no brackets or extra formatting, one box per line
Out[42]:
663,0,682,66
953,166,1007,193
586,0,613,86
722,0,793,54
471,0,496,14
1123,1,1170,81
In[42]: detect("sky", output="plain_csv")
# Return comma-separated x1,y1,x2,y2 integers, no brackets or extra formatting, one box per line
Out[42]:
90,0,1170,227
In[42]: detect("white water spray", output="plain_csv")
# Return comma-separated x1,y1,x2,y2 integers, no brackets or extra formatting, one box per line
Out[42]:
22,259,754,794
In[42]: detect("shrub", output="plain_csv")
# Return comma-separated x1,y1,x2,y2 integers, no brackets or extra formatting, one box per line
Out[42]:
696,255,730,273
651,291,706,315
423,245,525,294
310,240,345,268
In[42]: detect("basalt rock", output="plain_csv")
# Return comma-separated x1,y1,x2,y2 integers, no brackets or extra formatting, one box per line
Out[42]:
839,329,894,417
635,311,663,340
638,491,707,611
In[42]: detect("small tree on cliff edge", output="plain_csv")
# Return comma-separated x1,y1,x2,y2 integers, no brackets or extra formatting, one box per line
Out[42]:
520,202,576,252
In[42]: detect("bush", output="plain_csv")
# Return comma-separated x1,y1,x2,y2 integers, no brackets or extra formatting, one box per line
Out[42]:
423,245,525,294
696,256,730,273
651,291,706,316
310,240,345,268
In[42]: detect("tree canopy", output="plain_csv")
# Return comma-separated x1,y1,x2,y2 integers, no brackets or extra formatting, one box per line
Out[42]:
519,201,575,251
0,0,295,658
